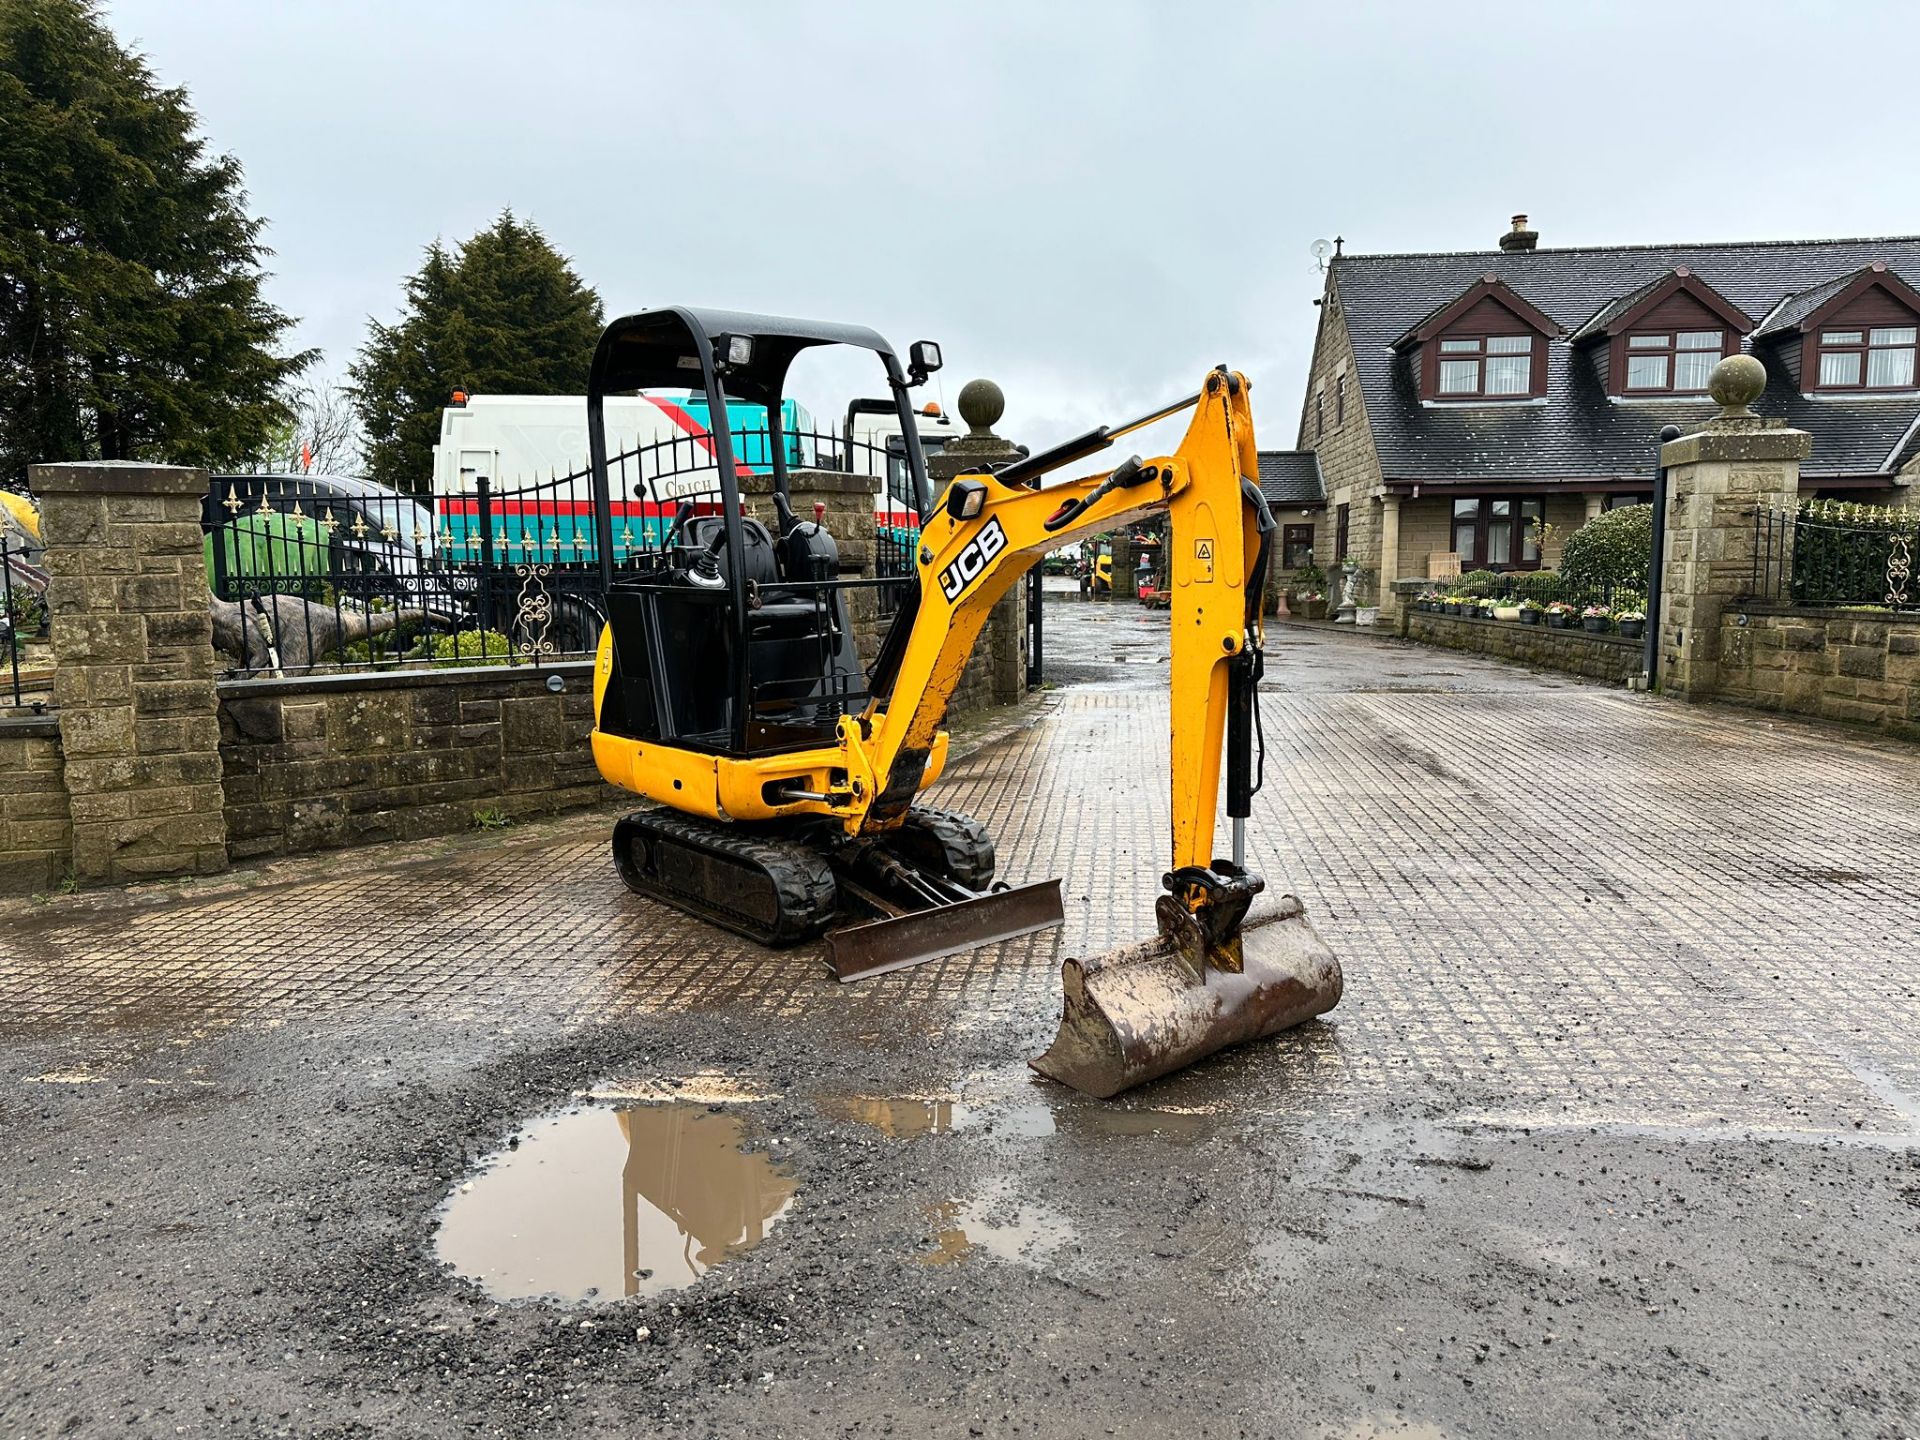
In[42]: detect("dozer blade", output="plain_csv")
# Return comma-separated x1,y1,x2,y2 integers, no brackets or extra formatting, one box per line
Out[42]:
1030,893,1342,1098
826,878,1065,983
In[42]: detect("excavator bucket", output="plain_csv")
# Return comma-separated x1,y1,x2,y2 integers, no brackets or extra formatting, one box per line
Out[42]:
1030,892,1342,1099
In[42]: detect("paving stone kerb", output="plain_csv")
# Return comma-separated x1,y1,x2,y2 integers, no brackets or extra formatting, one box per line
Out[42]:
1657,418,1810,699
32,461,229,884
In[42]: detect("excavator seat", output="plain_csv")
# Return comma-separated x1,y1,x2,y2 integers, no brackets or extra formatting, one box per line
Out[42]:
601,515,863,755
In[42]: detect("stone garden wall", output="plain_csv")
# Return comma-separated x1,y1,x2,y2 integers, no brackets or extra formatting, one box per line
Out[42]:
1403,611,1644,685
0,715,72,896
217,661,609,861
1717,606,1920,740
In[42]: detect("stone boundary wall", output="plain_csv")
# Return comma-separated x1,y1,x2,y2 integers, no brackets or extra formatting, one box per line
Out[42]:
0,715,72,896
1717,606,1920,740
1404,612,1642,684
218,661,610,861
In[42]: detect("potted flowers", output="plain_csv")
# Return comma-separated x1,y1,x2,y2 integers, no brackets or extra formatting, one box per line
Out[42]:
1581,604,1612,634
1616,608,1646,640
1545,601,1576,629
1297,590,1328,620
1492,599,1523,622
1477,597,1499,620
1518,598,1543,625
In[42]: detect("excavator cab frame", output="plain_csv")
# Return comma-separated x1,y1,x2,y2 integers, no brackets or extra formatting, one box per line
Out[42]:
586,308,945,762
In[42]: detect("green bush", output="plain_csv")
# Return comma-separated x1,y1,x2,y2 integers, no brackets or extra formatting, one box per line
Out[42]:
1457,569,1502,597
430,629,512,667
1508,570,1566,604
1560,504,1653,591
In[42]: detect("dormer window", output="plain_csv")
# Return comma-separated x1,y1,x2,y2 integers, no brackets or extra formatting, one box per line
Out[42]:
1624,330,1723,393
1815,325,1916,390
1393,274,1559,402
1570,268,1751,399
1437,335,1533,397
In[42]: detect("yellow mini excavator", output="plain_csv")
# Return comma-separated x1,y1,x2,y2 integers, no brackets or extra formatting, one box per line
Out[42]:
586,308,1341,1097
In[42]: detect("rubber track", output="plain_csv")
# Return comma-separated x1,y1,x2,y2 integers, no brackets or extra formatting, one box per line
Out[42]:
896,806,997,891
613,808,837,948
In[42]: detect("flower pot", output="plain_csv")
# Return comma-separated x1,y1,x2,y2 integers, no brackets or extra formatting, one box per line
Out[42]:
1493,605,1522,622
1301,599,1327,621
1546,612,1570,629
1519,610,1541,625
1617,619,1645,639
1582,616,1609,634
1444,602,1462,616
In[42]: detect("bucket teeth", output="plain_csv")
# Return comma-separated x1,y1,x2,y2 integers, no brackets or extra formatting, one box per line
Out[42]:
1030,894,1342,1098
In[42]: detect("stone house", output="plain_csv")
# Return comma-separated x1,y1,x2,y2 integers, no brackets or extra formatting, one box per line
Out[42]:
1256,449,1326,591
1296,217,1920,615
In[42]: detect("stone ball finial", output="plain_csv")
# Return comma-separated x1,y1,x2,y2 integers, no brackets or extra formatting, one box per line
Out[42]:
1708,353,1767,417
957,378,1005,437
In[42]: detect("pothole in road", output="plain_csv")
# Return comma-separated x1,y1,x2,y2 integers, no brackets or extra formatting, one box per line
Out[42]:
917,1182,1077,1268
824,1095,1056,1137
828,1090,1218,1142
435,1101,795,1306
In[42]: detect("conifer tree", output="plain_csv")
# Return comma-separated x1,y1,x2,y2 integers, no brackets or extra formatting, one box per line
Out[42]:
349,212,604,492
0,0,311,484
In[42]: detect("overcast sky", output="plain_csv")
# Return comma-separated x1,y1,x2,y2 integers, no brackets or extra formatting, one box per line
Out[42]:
107,0,1918,455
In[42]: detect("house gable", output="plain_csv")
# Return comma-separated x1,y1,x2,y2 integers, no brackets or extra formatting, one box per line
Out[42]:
1768,265,1920,394
1392,276,1559,402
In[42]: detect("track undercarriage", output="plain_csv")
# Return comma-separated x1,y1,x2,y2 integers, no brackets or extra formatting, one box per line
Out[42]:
612,805,1064,980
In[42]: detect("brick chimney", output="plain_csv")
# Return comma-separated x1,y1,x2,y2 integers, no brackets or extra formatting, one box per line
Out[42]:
1499,213,1539,252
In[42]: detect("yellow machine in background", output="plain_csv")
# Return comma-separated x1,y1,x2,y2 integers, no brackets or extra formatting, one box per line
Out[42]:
587,308,1341,1096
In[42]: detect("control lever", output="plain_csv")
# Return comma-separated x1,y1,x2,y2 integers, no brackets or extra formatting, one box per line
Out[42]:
685,528,728,589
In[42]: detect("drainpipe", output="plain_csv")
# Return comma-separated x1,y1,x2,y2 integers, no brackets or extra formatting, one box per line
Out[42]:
1643,424,1682,689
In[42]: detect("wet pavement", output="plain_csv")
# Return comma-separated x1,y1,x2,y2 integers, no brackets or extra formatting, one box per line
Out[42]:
4,598,1919,1437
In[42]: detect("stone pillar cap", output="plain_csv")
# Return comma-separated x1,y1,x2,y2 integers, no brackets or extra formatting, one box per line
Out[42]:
31,460,210,496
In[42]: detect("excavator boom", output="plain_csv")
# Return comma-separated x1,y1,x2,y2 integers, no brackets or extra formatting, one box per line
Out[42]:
828,367,1344,1092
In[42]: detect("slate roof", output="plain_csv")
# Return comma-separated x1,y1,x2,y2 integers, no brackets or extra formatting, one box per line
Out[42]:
1751,266,1875,338
1256,450,1325,508
1329,236,1920,483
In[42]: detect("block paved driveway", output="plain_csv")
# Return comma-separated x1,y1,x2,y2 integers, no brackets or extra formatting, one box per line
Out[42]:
6,598,1920,1440
7,601,1919,1142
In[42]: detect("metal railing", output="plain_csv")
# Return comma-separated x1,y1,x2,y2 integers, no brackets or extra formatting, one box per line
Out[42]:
2,532,51,710
1749,502,1920,611
204,427,931,677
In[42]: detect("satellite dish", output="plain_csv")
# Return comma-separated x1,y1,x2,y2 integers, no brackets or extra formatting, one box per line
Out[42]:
1310,238,1333,261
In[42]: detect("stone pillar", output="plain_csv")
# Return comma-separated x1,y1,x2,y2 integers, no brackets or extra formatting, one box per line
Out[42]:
1377,494,1403,620
927,379,1029,706
32,461,228,883
1657,356,1809,701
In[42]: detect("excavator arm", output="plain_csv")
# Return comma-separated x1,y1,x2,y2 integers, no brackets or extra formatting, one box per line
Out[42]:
849,365,1272,881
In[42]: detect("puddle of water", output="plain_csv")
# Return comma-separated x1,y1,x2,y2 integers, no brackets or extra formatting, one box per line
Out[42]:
582,1072,781,1105
826,1095,1058,1138
917,1183,1075,1268
435,1101,795,1305
1076,1105,1216,1139
827,1095,976,1135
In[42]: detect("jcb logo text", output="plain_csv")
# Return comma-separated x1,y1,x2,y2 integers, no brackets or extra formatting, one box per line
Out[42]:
938,517,1008,602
